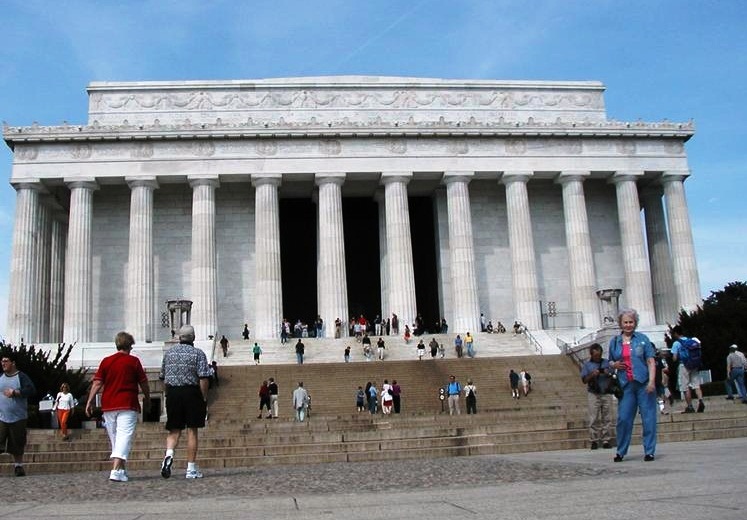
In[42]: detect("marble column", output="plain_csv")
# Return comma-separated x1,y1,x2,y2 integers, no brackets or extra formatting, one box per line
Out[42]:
35,201,52,342
502,172,541,330
49,214,67,343
7,181,45,344
381,172,417,330
443,172,480,333
611,172,655,326
252,174,283,339
63,179,98,343
125,177,158,342
557,172,600,329
189,175,219,341
640,186,678,324
375,190,390,325
661,172,702,313
315,173,349,338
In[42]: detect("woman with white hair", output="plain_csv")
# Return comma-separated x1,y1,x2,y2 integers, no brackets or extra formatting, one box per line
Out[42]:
608,308,657,462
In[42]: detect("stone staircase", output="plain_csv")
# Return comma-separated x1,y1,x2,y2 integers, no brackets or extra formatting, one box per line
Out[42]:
11,352,747,476
215,331,537,366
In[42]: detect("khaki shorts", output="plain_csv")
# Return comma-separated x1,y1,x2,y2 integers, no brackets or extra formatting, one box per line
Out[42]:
678,364,703,392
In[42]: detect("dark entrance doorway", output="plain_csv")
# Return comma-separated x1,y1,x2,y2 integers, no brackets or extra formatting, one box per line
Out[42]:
343,198,381,323
279,199,317,328
409,197,439,334
278,196,438,335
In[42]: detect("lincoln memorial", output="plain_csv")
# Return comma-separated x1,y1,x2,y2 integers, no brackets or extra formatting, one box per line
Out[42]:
3,77,701,344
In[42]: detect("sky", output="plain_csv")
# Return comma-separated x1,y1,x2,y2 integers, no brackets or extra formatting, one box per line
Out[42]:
0,0,745,337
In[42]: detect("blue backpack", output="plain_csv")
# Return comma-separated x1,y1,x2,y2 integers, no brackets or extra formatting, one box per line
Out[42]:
680,337,702,371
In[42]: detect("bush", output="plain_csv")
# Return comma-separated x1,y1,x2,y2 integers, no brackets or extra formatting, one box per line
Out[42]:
0,341,90,427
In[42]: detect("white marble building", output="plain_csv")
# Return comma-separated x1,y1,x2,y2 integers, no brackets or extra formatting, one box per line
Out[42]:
3,76,700,344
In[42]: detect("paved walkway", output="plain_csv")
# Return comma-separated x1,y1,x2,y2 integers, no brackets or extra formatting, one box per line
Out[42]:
4,437,746,519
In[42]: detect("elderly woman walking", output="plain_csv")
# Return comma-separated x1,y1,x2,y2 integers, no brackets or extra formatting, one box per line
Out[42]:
608,308,657,462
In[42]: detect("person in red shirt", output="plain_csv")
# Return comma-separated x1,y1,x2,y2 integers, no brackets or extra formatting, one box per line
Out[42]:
85,331,151,482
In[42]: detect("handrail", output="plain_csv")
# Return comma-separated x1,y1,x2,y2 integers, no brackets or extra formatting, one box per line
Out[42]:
562,327,620,368
521,328,543,355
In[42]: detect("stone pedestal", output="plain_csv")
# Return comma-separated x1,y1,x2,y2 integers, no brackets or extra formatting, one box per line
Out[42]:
596,288,623,327
166,299,192,341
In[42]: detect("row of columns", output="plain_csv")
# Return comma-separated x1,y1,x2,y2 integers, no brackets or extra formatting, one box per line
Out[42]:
5,170,701,344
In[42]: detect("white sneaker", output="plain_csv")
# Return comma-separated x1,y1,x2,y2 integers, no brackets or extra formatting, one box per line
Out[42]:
185,468,203,479
109,469,128,482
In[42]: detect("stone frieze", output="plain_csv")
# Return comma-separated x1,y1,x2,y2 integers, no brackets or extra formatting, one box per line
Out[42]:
9,136,688,164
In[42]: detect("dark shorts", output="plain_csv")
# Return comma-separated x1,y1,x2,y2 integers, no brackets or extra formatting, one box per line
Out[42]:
165,386,206,430
0,419,27,456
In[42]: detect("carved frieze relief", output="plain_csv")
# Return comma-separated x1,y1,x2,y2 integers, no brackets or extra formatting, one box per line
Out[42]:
447,139,469,155
92,89,605,113
70,144,92,159
255,141,278,156
15,146,38,161
387,139,407,154
190,141,215,157
615,141,637,155
131,142,154,159
505,138,527,155
12,135,685,167
664,141,685,154
319,139,341,155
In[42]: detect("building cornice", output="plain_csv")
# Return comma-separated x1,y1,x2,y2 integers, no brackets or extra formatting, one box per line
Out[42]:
3,118,695,149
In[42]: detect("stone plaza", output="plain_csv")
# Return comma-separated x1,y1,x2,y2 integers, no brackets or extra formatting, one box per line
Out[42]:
3,76,700,346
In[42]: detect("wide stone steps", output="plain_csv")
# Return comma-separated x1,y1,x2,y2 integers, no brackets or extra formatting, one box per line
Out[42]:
11,354,747,476
218,331,536,366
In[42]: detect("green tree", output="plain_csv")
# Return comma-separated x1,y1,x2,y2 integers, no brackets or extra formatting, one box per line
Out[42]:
673,281,747,381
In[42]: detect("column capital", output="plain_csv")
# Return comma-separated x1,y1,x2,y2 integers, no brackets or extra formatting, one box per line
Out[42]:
660,170,691,184
126,176,160,190
188,175,220,189
64,178,99,191
10,178,47,193
315,172,346,186
609,171,643,184
380,171,413,185
251,173,282,188
500,171,533,185
555,171,590,185
442,171,474,185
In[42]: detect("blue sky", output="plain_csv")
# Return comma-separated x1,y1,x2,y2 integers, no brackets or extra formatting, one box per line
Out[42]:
1,0,745,337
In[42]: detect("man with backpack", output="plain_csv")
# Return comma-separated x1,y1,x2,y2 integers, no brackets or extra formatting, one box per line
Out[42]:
671,326,705,413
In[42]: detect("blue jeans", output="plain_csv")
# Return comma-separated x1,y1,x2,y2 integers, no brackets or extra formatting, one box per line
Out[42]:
296,353,304,365
616,380,657,457
466,343,475,358
729,367,747,400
